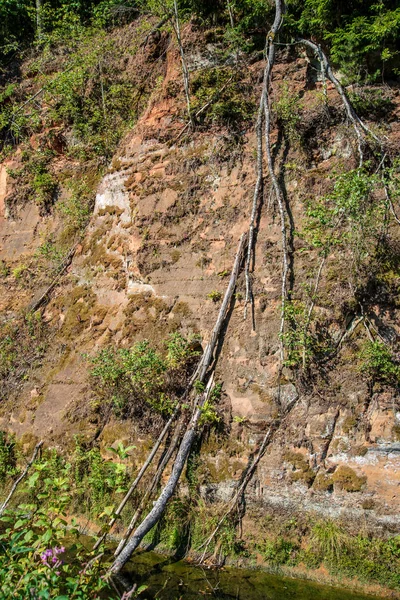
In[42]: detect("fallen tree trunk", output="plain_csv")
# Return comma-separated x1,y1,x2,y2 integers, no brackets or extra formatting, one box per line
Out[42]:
108,233,247,575
93,406,180,550
114,418,185,556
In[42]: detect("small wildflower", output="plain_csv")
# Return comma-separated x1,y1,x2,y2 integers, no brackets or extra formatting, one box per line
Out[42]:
40,547,65,568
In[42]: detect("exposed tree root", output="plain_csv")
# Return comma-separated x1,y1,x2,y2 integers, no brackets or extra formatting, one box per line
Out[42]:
296,39,381,165
243,0,284,326
302,256,325,369
197,398,298,564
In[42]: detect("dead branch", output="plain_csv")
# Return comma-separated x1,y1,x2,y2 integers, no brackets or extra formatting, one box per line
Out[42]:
0,441,43,516
108,234,247,575
93,406,180,550
114,418,185,556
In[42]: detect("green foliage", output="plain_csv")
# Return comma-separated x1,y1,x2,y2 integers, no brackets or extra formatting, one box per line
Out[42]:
57,177,97,240
0,431,18,484
90,333,199,418
286,0,400,82
207,290,222,302
191,67,255,129
0,438,150,600
309,520,347,561
42,31,137,160
302,167,383,271
72,440,131,510
348,87,395,119
263,536,299,565
281,300,309,368
275,84,303,145
359,339,400,386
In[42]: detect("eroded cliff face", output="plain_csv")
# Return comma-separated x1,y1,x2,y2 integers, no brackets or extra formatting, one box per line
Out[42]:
1,33,400,537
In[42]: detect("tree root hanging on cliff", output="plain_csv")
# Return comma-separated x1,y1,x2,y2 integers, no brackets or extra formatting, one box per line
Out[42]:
243,0,284,327
296,38,381,166
197,394,299,564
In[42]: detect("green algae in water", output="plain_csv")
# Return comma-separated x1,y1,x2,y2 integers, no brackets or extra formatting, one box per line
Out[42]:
124,552,380,600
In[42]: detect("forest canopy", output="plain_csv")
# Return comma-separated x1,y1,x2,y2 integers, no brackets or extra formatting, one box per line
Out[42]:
1,0,399,81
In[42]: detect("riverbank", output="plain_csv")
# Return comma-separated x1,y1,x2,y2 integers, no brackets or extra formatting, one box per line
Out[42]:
121,549,391,600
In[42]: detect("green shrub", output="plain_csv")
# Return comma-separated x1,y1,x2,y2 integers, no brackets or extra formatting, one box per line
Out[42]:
191,67,255,129
275,84,303,145
359,340,400,386
332,465,367,492
264,536,299,565
90,333,200,418
207,290,222,302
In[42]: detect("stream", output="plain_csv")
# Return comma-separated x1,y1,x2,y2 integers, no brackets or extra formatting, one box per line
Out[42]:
122,551,381,600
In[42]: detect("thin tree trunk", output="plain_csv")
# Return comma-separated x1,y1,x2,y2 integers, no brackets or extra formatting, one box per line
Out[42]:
0,441,43,516
262,1,287,366
243,92,264,323
36,0,43,42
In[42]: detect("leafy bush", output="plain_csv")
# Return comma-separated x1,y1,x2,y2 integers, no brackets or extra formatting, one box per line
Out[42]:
359,339,400,386
0,444,147,599
275,84,303,145
90,333,200,419
264,536,299,565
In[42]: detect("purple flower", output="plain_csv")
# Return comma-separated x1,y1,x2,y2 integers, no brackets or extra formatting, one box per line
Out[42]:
40,547,65,568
